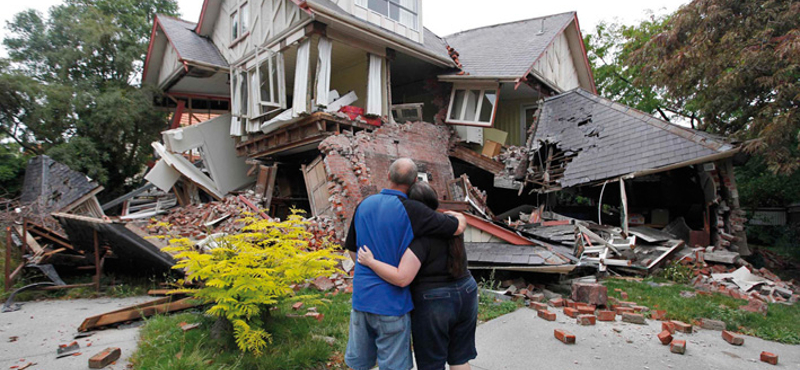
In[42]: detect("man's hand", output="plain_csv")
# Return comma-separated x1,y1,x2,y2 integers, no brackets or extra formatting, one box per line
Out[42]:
444,211,467,236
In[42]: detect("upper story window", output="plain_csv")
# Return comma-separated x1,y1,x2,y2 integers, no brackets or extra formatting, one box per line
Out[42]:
356,0,419,30
230,2,249,43
446,84,499,127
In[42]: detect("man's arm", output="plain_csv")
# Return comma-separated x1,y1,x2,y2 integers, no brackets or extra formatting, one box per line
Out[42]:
405,200,462,238
444,211,467,235
344,215,358,262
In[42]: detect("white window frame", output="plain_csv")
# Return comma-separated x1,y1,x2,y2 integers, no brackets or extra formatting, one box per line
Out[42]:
445,83,500,127
356,0,419,30
230,1,249,44
254,49,286,117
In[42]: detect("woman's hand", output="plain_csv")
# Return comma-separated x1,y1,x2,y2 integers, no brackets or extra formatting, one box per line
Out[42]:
357,245,375,267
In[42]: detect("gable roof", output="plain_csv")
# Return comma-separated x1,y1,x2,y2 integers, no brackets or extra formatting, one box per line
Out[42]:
20,155,102,215
531,89,737,188
444,12,576,78
158,15,228,68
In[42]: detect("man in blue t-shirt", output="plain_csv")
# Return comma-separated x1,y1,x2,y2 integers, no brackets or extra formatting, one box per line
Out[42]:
344,158,466,370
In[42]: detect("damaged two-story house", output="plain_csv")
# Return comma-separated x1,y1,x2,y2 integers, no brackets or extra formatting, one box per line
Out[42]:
140,0,749,265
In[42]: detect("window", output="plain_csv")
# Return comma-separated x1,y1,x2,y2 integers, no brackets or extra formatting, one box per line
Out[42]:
230,2,249,43
357,0,418,30
446,85,499,127
256,51,284,114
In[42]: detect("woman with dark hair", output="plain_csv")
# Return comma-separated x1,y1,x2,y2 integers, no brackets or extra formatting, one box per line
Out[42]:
357,182,477,370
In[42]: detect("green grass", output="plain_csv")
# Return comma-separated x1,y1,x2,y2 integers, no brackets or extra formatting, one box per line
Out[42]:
477,290,523,322
130,291,352,370
604,278,800,344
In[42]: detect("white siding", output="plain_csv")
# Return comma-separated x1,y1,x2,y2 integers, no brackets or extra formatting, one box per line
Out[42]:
532,32,581,91
334,0,422,43
157,43,181,86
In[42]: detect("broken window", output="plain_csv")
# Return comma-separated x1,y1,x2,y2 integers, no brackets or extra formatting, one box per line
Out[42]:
446,84,498,127
230,11,239,41
256,51,284,114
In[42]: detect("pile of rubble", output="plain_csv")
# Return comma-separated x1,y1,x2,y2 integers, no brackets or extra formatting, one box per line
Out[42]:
140,194,259,240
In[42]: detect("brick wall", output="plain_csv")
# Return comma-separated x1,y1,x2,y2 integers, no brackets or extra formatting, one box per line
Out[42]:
319,121,454,235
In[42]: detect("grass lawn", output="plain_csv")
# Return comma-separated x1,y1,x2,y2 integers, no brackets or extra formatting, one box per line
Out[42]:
130,288,522,370
604,277,800,344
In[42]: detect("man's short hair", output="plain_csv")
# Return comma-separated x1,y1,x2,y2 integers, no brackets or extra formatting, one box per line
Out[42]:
389,158,418,186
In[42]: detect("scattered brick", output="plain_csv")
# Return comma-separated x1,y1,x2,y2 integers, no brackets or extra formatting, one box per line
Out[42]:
670,339,686,354
549,298,565,307
292,302,304,311
554,329,576,344
621,313,646,325
529,293,546,302
662,321,676,334
620,291,629,300
739,299,768,315
722,330,744,346
699,318,726,331
615,306,634,315
305,312,324,322
88,347,121,369
565,299,577,308
577,305,596,315
538,309,556,321
571,282,608,306
577,314,596,326
671,321,693,333
563,307,579,318
617,301,636,307
650,310,667,321
597,310,616,321
632,305,649,313
657,330,673,345
760,351,778,365
530,302,548,311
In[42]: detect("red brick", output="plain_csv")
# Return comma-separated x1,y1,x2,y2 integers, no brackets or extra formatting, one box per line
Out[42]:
632,305,648,313
615,306,634,315
622,313,646,325
671,320,693,333
563,307,579,318
620,291,628,300
617,301,636,307
577,304,596,315
530,302,548,311
305,312,324,322
650,310,667,321
662,321,676,334
89,347,121,369
571,282,608,306
538,309,556,321
657,330,673,345
760,351,778,365
722,330,744,346
549,298,565,307
597,310,616,321
740,299,768,315
565,299,577,308
554,329,575,344
670,339,686,354
577,314,596,326
292,302,304,311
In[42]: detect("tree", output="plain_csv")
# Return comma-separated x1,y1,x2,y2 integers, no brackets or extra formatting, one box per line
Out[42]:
1,0,179,198
584,15,703,128
629,0,799,174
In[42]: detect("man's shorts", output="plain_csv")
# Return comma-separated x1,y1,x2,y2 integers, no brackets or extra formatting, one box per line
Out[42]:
345,309,413,370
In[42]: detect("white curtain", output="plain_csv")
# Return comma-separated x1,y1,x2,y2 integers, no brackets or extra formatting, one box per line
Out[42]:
247,71,261,132
292,39,311,117
367,54,383,116
315,37,333,108
229,70,245,136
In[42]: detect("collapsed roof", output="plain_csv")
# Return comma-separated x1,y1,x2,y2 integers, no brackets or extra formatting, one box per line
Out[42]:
20,155,103,216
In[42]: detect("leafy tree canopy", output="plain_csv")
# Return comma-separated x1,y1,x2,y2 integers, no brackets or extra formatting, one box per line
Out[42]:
629,0,799,174
1,0,179,199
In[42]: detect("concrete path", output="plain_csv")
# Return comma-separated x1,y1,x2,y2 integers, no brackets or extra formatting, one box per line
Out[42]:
1,296,155,370
469,308,800,370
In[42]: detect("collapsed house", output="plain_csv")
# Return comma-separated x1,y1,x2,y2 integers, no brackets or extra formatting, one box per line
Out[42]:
9,1,785,302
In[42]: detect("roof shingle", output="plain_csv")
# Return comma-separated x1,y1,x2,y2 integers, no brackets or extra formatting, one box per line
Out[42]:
158,15,228,68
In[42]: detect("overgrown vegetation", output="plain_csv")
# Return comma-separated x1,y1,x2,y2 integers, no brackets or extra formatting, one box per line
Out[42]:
162,212,343,356
605,278,800,344
656,261,694,285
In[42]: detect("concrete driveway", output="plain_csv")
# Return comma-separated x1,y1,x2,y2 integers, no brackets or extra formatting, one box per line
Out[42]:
469,307,800,370
1,296,154,370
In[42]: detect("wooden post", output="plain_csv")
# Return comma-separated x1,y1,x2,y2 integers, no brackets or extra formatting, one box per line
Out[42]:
4,227,11,292
93,229,101,292
620,179,629,237
21,218,28,254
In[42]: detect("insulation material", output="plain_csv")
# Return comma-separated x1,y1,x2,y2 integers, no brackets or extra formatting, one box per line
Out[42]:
150,142,225,200
366,54,383,116
315,37,333,108
292,39,311,117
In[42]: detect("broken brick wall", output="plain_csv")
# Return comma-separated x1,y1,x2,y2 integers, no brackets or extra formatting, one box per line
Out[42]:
319,121,454,236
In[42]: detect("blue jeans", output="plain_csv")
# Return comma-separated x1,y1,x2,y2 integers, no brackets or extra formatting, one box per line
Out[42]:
345,309,413,370
411,276,479,370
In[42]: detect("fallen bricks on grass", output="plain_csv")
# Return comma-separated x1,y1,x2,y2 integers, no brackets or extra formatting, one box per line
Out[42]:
650,309,667,321
577,314,596,326
657,330,673,345
597,310,616,321
621,313,646,325
615,306,634,315
538,309,556,321
670,339,686,354
722,330,744,346
699,318,726,331
554,329,575,344
760,351,778,365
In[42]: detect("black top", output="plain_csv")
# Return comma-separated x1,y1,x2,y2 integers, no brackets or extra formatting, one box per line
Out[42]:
409,236,471,291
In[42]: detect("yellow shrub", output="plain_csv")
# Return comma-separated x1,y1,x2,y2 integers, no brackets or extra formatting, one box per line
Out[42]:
163,211,343,355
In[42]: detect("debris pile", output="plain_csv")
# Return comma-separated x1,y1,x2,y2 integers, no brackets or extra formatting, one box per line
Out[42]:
140,194,263,240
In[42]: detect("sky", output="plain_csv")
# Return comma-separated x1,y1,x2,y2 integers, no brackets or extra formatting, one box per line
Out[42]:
1,0,689,57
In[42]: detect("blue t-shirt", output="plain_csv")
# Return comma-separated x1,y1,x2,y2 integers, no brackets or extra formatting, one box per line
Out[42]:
345,189,458,316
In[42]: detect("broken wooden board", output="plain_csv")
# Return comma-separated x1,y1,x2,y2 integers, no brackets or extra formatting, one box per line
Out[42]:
449,145,504,174
78,297,200,332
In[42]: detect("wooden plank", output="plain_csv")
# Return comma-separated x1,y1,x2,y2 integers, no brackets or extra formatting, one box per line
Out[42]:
449,145,504,174
5,228,11,292
78,297,174,331
82,297,199,331
15,226,43,254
